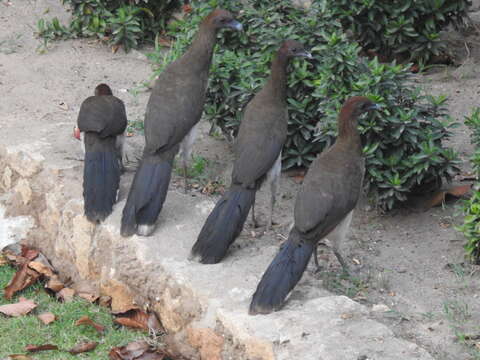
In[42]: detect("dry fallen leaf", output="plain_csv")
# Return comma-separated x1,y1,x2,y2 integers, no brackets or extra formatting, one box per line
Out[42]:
75,315,105,333
109,340,167,360
0,254,9,266
4,263,40,300
25,344,58,352
45,275,64,293
0,298,37,317
408,184,472,211
99,295,112,307
8,355,33,360
114,309,149,331
28,261,54,278
340,313,354,320
56,287,75,302
112,44,120,53
58,102,69,111
38,312,56,325
69,341,98,354
20,246,39,261
78,292,99,303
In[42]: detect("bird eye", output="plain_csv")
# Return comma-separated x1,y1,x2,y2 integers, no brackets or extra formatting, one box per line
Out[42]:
291,48,297,52
220,18,227,23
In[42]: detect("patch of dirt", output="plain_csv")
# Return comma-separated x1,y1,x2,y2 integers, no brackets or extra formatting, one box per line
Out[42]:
2,1,480,359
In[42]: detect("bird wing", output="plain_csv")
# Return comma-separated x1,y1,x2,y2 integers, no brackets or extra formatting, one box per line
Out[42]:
294,153,363,240
231,104,287,186
143,67,208,155
77,96,127,137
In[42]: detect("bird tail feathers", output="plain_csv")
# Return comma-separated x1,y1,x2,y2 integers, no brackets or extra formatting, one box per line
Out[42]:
190,185,255,264
83,149,121,222
120,159,172,237
249,228,314,315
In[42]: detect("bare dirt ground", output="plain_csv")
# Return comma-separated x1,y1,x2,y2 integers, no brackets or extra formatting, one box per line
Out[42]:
2,1,480,359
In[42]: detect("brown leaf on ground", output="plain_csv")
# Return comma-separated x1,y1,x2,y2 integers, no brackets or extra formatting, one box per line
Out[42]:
56,287,75,302
407,184,472,212
28,261,54,278
157,36,172,48
20,245,39,261
68,341,98,354
0,254,9,266
99,295,112,307
25,344,58,352
38,312,56,325
112,44,120,53
114,310,163,333
78,292,99,303
8,355,33,360
0,298,37,316
109,340,168,360
45,275,64,293
75,315,105,333
4,264,40,300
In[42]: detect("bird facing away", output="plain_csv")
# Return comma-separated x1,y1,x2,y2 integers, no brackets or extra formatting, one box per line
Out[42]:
120,9,242,237
249,96,378,315
190,40,312,264
75,83,127,223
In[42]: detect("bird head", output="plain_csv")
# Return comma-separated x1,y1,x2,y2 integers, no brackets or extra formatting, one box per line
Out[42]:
206,9,243,31
94,83,113,96
280,40,312,59
344,96,379,118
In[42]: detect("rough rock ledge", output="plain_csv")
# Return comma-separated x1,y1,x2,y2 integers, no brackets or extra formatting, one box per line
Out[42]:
0,135,435,360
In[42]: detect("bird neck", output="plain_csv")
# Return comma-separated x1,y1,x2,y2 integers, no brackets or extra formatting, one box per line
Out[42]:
182,23,217,72
263,53,289,103
336,108,362,152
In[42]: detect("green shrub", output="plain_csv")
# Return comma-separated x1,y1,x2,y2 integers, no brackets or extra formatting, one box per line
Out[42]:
37,0,181,51
328,0,471,65
456,108,480,264
151,0,459,210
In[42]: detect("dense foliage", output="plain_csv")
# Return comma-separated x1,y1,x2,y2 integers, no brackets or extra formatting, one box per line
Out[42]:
457,109,480,264
328,0,472,65
152,0,460,210
38,0,181,51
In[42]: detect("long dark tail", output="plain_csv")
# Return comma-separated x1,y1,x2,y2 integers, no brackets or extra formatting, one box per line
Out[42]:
249,228,314,315
83,149,121,223
190,185,255,264
120,157,173,237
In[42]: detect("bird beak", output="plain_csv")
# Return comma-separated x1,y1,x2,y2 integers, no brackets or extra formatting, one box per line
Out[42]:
297,51,313,59
367,103,380,111
227,20,243,31
73,126,81,140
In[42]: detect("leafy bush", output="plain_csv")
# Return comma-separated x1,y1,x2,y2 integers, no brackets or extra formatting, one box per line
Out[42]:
327,0,471,65
152,0,459,210
37,0,181,51
456,108,480,264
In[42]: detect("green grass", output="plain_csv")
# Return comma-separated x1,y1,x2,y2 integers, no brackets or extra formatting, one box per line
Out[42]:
0,265,142,359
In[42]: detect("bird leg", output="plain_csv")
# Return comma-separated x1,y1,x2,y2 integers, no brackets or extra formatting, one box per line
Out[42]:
266,152,281,232
332,248,350,275
251,196,258,228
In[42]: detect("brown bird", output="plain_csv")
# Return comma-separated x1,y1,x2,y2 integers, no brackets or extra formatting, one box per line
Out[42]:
249,96,378,315
190,40,312,264
75,83,127,223
120,9,242,237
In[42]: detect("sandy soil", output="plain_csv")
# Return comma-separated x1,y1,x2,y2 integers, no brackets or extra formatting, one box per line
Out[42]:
2,1,480,359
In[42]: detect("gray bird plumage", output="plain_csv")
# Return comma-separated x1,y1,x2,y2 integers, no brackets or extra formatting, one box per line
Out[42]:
121,9,242,237
249,96,378,314
190,40,312,264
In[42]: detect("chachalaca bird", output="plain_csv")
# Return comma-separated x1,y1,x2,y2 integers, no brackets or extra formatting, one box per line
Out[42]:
190,40,312,264
75,83,127,223
120,9,242,237
249,96,378,315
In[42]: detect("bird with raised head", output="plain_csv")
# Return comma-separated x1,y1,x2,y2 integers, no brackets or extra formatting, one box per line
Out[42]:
120,9,242,237
190,40,312,264
75,83,127,223
249,96,378,315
